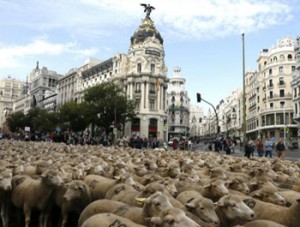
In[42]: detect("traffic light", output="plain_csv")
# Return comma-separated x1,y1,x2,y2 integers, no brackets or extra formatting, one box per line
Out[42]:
197,93,201,102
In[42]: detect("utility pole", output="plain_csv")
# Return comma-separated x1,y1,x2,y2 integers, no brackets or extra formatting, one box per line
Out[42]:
242,33,246,151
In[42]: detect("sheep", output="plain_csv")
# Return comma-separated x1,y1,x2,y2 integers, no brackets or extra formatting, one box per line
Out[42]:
78,191,174,226
84,173,143,201
147,207,201,227
277,190,300,207
233,219,287,227
227,176,250,195
250,182,286,206
56,180,91,227
214,195,256,227
11,169,63,227
81,213,146,227
0,170,12,227
176,190,220,226
246,197,300,226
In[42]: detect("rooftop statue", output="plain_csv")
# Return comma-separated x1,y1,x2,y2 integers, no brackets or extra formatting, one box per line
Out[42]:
140,3,155,20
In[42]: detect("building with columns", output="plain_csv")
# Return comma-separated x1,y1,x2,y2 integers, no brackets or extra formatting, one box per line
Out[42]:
62,14,169,141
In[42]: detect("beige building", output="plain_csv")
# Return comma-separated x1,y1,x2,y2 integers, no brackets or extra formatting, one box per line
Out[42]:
246,37,297,147
0,76,24,131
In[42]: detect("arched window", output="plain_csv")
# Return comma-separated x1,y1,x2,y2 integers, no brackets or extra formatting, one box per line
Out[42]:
137,63,141,73
287,54,293,61
280,54,285,61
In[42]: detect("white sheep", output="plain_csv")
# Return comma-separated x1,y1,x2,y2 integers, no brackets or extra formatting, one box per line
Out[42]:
11,169,63,227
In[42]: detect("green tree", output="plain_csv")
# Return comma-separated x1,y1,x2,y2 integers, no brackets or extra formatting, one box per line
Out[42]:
25,108,57,133
84,82,136,134
58,101,90,132
6,111,26,132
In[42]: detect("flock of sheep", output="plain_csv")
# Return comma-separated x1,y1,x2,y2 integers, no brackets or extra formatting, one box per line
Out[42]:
0,139,300,227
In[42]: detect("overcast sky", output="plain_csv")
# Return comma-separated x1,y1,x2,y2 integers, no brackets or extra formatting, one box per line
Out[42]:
1,0,299,112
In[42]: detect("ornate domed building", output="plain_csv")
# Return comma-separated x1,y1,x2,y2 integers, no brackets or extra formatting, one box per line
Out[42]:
118,13,169,141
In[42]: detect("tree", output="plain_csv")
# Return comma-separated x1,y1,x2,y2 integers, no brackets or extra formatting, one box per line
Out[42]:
84,82,136,134
57,101,90,132
6,111,26,132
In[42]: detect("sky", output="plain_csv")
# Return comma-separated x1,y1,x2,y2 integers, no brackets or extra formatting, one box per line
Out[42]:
1,0,300,113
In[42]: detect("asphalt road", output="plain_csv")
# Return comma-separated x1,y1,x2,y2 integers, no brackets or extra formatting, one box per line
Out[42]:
192,143,300,162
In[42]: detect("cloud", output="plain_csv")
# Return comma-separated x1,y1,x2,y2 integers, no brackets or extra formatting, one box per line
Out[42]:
0,0,294,41
0,37,98,69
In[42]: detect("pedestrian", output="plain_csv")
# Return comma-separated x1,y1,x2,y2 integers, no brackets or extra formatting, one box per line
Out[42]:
256,139,264,157
264,136,273,158
172,138,178,150
276,138,285,160
245,140,254,158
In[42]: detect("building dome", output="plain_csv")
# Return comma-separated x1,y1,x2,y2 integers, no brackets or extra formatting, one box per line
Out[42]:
130,18,163,45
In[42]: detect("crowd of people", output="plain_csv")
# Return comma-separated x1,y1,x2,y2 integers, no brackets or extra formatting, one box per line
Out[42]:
245,136,286,160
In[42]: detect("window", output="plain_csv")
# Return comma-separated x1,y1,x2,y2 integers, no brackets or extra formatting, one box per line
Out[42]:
151,64,155,73
280,89,285,97
269,91,273,99
269,79,273,87
149,83,155,94
279,66,283,72
137,63,141,73
135,99,140,110
269,69,272,75
279,77,284,85
149,100,155,110
135,82,141,92
292,66,296,72
270,103,273,108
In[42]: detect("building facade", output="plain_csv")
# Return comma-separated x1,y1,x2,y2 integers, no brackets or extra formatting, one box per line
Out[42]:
189,105,204,139
0,76,24,131
29,62,62,109
246,37,297,147
166,67,190,140
63,15,169,141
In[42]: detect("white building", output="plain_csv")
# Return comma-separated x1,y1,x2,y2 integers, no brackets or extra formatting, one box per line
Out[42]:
166,67,190,140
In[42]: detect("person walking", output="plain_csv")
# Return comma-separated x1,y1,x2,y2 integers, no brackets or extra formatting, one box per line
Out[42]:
276,138,285,160
245,140,254,158
264,136,273,158
256,139,264,157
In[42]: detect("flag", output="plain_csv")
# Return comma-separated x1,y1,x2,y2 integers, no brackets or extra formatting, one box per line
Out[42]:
155,78,159,95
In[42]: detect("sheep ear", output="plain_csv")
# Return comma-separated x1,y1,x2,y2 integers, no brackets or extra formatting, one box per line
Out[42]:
146,216,162,225
251,190,262,198
214,201,225,207
204,184,211,189
115,185,125,194
186,200,196,210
